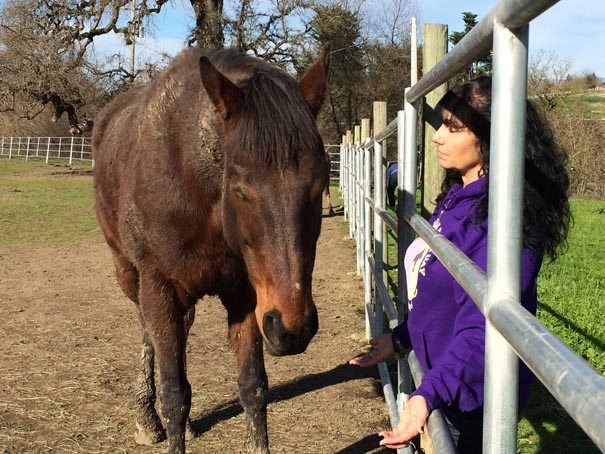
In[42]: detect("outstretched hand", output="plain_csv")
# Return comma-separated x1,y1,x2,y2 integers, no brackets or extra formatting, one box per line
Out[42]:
379,395,430,449
349,334,395,367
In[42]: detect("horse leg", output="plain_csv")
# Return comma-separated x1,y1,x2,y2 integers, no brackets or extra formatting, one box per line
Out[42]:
136,299,196,444
183,304,197,441
111,254,166,445
223,292,269,454
139,270,191,454
133,328,166,445
324,184,335,216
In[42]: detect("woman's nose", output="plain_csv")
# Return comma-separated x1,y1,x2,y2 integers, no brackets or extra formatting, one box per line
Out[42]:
432,124,446,145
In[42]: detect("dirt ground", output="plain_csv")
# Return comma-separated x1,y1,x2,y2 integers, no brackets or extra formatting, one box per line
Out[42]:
0,178,392,453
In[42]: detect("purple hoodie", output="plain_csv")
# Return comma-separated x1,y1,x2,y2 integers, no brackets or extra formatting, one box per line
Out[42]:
393,177,543,412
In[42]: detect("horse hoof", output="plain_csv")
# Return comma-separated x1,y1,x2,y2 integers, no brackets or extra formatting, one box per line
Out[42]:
134,422,166,446
185,422,197,441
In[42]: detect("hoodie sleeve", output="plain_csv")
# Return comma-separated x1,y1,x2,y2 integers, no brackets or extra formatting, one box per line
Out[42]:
410,244,541,411
409,251,486,411
393,319,412,348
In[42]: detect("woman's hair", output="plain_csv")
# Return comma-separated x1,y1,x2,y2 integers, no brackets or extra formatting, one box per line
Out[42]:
434,76,571,261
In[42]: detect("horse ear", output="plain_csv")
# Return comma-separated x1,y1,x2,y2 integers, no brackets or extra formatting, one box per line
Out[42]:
199,56,243,121
299,44,330,117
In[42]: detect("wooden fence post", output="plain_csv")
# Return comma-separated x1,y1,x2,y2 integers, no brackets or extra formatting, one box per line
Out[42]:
422,23,448,218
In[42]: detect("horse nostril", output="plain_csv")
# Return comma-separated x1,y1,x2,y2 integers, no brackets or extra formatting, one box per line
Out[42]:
262,310,282,345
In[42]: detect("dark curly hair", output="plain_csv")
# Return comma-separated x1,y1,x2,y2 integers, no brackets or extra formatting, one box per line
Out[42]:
434,76,571,261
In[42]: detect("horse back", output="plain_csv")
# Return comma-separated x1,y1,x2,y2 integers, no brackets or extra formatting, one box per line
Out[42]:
92,48,233,290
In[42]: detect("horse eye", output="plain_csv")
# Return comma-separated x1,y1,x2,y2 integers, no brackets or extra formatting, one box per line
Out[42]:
233,187,250,202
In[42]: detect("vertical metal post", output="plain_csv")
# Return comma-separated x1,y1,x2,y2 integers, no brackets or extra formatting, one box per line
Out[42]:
374,140,385,334
342,135,348,220
398,88,420,412
353,125,363,276
46,138,51,163
411,17,418,85
361,119,372,339
347,130,355,238
18,137,21,157
483,21,529,454
395,108,414,454
26,137,30,161
345,134,350,222
37,137,40,157
338,136,345,198
9,137,13,159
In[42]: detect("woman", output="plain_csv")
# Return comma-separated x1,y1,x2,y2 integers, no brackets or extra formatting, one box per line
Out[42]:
350,76,570,452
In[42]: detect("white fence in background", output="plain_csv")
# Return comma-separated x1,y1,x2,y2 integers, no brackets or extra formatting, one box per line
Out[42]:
0,137,93,165
0,138,340,176
326,145,340,181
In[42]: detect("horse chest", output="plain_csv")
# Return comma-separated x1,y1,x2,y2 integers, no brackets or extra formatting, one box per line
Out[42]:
154,208,245,298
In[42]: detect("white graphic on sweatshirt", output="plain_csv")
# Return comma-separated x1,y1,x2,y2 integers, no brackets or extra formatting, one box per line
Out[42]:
404,217,442,311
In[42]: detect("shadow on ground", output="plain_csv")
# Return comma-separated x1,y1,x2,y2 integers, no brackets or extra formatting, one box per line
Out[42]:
191,362,381,436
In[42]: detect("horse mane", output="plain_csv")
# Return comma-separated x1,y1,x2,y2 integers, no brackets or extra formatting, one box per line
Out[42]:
211,50,322,170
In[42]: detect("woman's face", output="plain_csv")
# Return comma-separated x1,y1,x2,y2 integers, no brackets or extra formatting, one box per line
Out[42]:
432,110,483,186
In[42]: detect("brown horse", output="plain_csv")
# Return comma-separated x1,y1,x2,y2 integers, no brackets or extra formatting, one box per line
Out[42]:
92,46,330,454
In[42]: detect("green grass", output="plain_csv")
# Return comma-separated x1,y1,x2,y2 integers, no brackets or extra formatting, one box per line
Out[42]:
537,200,605,374
517,199,605,453
0,159,100,243
555,90,605,119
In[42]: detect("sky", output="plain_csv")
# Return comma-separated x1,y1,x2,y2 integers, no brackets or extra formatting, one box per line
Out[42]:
15,0,603,78
417,0,605,77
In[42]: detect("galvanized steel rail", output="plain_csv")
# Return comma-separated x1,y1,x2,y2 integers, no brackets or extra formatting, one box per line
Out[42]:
340,0,605,452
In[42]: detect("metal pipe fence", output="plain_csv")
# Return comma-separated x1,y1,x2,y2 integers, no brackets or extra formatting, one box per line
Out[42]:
0,137,93,165
341,0,605,452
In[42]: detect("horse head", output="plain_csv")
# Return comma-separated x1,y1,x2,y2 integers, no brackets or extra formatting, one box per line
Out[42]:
199,48,330,356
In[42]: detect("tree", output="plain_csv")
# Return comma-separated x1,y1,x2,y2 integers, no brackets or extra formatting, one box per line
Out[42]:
583,71,599,90
362,0,412,133
528,49,572,111
223,0,314,71
190,0,223,48
310,3,365,141
308,0,414,144
449,12,492,81
0,0,171,134
0,0,323,134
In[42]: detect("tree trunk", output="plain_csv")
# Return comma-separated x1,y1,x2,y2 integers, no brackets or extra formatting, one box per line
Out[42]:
190,0,224,49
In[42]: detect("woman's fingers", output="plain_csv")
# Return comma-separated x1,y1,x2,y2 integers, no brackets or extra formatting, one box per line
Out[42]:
378,395,429,447
349,353,373,367
350,334,396,367
378,428,416,447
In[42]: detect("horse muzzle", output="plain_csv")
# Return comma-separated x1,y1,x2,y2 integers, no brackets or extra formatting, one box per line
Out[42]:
262,305,318,356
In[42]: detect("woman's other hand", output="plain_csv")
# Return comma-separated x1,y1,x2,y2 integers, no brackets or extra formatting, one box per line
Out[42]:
349,334,395,367
379,395,430,449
